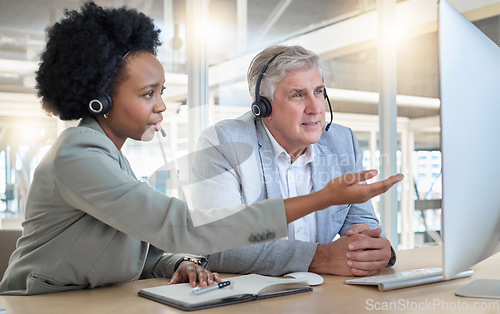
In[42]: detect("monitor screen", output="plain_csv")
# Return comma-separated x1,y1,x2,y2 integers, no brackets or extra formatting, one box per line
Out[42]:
439,0,500,295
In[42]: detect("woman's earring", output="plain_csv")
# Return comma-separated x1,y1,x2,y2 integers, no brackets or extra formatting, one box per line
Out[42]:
104,113,109,119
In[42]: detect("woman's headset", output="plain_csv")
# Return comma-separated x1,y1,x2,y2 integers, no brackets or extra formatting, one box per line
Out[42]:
88,51,132,115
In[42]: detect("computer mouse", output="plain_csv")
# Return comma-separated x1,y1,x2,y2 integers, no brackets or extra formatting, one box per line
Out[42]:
284,272,324,286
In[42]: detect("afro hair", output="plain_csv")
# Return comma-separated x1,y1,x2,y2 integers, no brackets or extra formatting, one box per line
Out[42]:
36,1,162,120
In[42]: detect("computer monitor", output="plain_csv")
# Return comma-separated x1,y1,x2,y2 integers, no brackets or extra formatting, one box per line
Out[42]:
439,0,500,298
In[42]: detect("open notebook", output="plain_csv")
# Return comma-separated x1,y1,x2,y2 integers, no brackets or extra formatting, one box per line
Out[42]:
138,274,312,311
344,267,473,291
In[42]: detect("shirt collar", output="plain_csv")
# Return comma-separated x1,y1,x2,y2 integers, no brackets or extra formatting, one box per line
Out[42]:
261,120,314,164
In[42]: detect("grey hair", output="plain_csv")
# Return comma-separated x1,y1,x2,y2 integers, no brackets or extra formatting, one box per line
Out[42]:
247,45,323,102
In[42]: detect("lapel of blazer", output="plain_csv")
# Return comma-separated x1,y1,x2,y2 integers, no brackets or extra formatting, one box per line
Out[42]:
255,119,282,200
311,143,327,193
312,141,335,242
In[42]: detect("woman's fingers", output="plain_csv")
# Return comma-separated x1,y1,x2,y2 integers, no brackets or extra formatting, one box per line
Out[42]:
169,262,221,287
341,170,379,186
329,172,403,205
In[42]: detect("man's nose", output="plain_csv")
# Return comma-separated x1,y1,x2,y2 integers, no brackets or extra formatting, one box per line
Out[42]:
305,94,323,114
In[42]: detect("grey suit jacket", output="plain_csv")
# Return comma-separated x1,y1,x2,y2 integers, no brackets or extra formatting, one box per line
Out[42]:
0,117,287,295
191,111,387,275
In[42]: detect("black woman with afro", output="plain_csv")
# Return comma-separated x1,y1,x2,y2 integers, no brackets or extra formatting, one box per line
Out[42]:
0,1,403,295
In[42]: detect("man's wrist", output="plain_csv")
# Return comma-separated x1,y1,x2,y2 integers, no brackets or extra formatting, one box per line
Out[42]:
386,246,397,267
308,244,327,273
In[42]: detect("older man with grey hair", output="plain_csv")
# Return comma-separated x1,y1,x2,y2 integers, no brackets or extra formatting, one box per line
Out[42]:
191,45,396,277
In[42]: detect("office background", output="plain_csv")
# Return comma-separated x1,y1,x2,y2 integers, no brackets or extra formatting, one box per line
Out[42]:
0,0,499,250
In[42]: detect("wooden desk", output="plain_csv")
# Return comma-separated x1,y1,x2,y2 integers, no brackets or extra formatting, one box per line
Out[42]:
1,246,500,313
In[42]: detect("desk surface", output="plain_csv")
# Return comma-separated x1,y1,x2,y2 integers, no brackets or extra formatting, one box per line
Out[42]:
1,245,500,314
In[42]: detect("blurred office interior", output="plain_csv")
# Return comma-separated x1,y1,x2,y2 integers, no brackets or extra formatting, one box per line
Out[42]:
0,0,499,249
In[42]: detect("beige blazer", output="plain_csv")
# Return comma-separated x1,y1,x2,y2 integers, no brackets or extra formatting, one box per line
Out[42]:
0,117,287,295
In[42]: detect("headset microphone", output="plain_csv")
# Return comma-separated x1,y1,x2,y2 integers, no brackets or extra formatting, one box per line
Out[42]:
324,88,333,132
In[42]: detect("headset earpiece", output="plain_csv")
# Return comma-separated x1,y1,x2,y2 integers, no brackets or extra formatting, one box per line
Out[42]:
252,51,285,118
87,50,132,116
251,97,272,118
88,94,112,115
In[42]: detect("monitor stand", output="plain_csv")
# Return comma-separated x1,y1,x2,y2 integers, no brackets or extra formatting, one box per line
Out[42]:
455,280,500,299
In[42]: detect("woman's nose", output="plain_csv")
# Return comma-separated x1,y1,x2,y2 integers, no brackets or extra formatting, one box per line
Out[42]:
155,97,166,112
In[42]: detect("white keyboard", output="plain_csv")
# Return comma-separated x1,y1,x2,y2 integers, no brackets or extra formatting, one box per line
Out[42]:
344,267,473,291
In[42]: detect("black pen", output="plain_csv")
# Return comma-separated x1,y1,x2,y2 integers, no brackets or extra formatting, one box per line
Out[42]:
190,281,231,295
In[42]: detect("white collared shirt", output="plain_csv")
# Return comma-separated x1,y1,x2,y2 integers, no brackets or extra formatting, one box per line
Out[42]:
262,121,317,242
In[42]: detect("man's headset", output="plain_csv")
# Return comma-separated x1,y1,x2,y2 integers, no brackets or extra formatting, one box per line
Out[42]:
251,52,333,131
